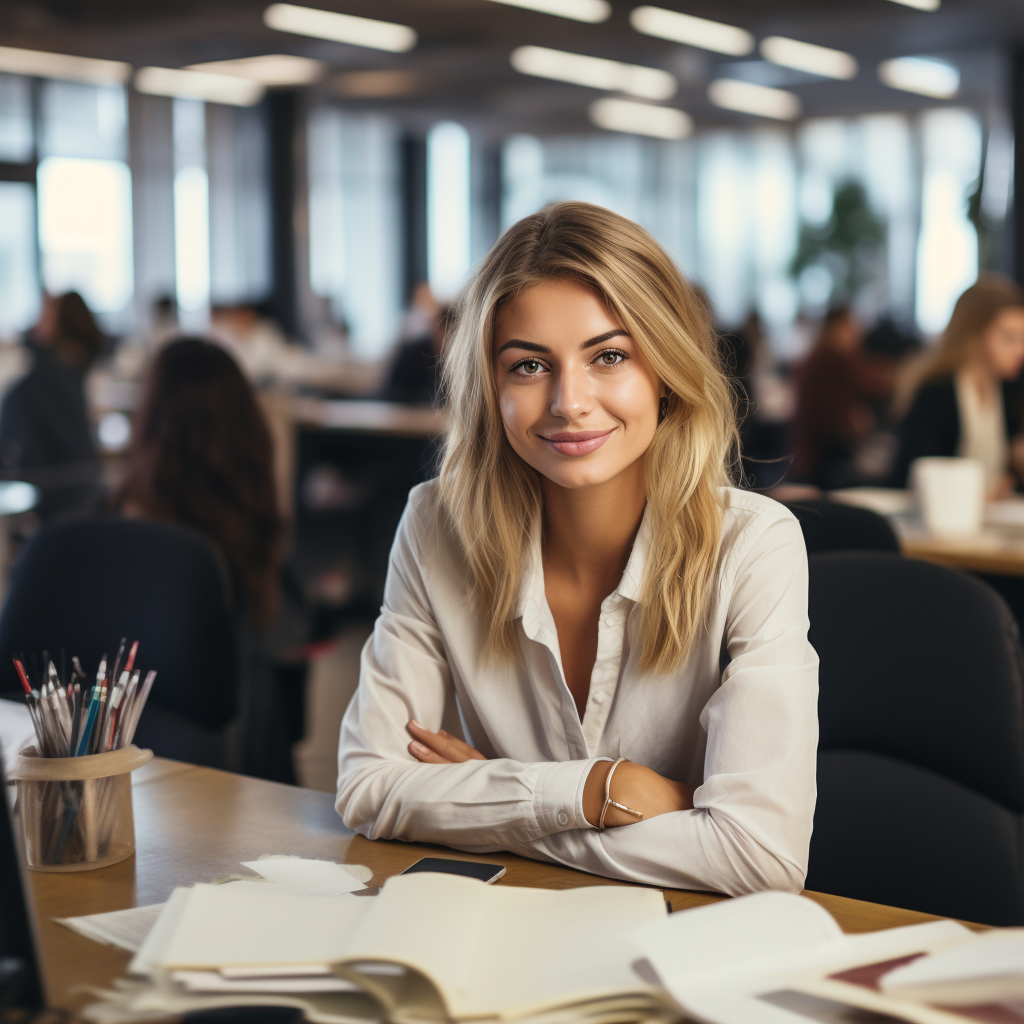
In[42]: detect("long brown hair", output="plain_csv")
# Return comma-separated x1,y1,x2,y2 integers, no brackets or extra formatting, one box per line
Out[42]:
116,338,283,623
438,201,738,675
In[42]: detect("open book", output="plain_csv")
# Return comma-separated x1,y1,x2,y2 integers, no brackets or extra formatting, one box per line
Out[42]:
629,891,1013,1024
116,872,669,1024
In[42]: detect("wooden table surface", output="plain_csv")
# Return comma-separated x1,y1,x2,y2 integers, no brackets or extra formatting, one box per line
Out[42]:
30,759,955,1013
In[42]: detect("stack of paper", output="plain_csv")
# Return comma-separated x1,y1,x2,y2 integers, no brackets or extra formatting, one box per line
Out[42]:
628,891,1014,1024
83,872,673,1024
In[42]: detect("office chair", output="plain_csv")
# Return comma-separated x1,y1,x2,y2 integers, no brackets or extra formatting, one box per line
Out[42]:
805,551,1024,925
0,517,240,769
783,499,901,555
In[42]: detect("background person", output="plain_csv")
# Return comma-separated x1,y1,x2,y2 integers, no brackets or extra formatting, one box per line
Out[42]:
336,202,818,897
115,338,300,781
892,274,1024,495
0,291,105,520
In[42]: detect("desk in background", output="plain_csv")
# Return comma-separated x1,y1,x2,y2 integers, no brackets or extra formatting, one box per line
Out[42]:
831,488,1024,577
34,758,962,1013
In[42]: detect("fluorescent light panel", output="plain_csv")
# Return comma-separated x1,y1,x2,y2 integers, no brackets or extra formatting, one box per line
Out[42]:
708,78,801,120
0,44,130,85
186,54,323,85
886,0,940,9
629,7,753,57
135,67,265,106
263,3,416,52
510,45,676,100
485,0,611,23
589,97,692,139
760,36,857,80
878,56,958,97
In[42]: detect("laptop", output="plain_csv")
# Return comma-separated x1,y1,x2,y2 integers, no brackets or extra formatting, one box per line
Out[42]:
0,744,45,1020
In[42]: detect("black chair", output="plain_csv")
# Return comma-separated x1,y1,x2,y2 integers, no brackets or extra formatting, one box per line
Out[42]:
805,552,1024,925
784,499,900,555
0,517,240,768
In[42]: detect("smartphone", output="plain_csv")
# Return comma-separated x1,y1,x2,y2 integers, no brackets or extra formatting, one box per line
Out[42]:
400,857,506,884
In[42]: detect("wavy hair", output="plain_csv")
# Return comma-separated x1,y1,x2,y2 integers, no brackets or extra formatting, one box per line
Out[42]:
437,202,738,674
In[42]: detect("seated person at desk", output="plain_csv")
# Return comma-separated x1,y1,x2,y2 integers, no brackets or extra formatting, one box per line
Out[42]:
0,291,104,520
893,275,1024,495
115,339,296,780
383,306,452,404
337,202,818,897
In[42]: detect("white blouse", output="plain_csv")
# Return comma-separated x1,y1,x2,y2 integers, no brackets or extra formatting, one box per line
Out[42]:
336,483,819,897
955,370,1008,491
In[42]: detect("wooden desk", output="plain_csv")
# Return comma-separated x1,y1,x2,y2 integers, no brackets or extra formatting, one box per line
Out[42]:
31,759,954,1012
830,488,1024,576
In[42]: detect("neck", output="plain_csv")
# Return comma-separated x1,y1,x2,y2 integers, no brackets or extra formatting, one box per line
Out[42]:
540,460,647,590
960,358,998,404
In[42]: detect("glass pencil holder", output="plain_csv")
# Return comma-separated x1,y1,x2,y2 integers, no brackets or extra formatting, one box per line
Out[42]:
7,744,153,871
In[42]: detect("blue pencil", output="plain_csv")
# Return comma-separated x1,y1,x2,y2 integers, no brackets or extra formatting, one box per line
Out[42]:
76,688,101,756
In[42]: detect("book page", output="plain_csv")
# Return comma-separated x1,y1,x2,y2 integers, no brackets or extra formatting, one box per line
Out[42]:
629,891,843,1004
461,883,667,1020
155,884,374,969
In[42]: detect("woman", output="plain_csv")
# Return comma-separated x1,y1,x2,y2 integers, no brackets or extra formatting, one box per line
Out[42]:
0,292,106,519
116,338,283,622
893,275,1024,494
336,203,818,896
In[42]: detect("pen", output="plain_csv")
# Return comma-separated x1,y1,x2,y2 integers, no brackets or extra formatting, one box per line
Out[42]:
123,670,156,746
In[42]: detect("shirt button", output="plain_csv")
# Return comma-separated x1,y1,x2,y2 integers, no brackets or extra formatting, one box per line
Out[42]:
557,811,569,826
592,692,606,705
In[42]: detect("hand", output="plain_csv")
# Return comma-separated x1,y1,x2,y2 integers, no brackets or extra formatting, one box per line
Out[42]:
407,720,487,764
582,760,693,827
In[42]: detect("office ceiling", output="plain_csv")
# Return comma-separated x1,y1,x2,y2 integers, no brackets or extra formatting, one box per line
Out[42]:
0,0,1020,135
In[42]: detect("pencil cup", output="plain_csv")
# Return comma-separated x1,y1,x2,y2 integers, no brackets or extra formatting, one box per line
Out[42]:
7,744,153,871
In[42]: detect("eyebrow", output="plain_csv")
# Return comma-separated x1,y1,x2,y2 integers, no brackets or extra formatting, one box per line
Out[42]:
496,329,629,356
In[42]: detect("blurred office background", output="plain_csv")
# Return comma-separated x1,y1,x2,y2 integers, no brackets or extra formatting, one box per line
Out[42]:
0,0,1022,790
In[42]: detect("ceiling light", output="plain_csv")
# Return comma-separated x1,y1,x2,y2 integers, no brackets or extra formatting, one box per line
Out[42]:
589,97,692,139
510,45,676,100
485,0,611,23
0,44,130,85
878,56,958,97
885,0,940,9
760,36,858,80
629,7,753,57
264,3,417,53
334,69,424,97
186,54,323,85
707,78,801,120
135,67,266,106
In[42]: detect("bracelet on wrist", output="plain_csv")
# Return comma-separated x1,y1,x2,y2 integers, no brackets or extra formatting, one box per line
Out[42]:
598,757,644,829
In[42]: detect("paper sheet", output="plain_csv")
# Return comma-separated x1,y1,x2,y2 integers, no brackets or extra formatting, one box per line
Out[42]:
242,857,369,895
58,859,374,955
56,904,166,953
0,698,35,761
171,970,360,994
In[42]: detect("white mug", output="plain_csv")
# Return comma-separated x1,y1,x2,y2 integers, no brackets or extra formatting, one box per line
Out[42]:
912,456,985,538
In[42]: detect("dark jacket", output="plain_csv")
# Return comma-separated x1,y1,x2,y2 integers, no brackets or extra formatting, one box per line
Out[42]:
892,376,1021,487
0,347,101,519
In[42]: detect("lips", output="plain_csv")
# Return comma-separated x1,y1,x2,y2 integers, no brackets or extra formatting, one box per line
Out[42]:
538,428,615,457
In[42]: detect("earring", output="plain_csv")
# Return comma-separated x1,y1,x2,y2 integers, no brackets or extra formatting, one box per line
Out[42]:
658,396,669,423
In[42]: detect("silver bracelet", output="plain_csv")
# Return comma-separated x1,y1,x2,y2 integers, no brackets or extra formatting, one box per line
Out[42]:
598,757,644,829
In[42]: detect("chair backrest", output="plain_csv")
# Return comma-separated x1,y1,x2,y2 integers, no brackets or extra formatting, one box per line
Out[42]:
0,517,239,752
784,499,900,555
806,552,1024,923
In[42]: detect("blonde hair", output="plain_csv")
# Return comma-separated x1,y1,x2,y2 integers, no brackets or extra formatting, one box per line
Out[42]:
925,273,1024,381
437,202,738,675
893,274,1024,419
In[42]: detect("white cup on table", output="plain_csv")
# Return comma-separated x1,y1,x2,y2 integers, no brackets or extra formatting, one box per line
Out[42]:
912,456,985,538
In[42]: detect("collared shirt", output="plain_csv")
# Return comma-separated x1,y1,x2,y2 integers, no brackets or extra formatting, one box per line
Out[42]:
336,482,819,896
955,370,1008,492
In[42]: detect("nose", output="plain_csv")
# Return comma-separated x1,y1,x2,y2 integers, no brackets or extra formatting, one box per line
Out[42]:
549,363,593,422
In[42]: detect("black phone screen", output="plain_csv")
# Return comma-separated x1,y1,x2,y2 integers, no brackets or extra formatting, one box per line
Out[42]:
400,857,506,883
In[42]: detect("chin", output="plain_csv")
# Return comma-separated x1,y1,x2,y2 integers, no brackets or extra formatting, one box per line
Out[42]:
535,457,627,490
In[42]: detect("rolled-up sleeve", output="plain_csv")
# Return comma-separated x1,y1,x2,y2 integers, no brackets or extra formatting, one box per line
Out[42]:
491,514,819,896
336,502,602,847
